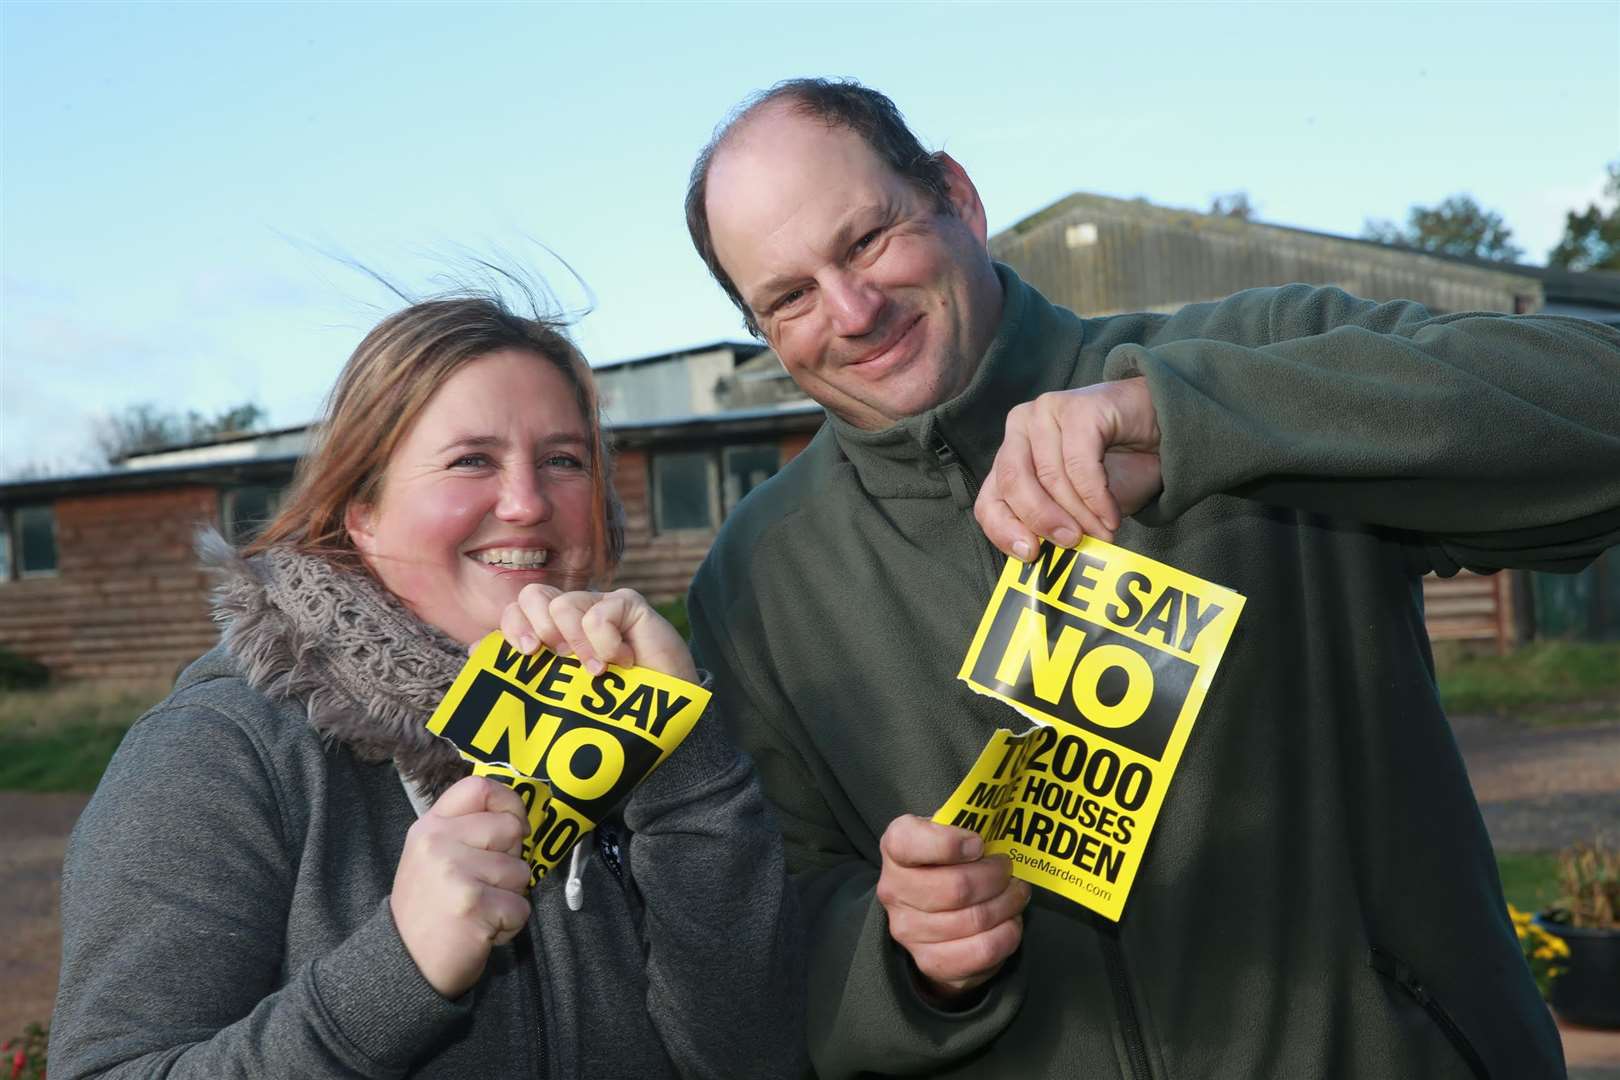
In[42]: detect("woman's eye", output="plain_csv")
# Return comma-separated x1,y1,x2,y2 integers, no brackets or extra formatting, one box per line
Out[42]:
545,454,584,470
451,453,491,469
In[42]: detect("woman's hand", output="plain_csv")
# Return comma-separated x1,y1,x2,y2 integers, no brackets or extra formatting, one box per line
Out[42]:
501,585,698,683
390,775,532,999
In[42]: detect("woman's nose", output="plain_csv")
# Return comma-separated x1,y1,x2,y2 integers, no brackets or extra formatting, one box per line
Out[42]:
495,469,551,524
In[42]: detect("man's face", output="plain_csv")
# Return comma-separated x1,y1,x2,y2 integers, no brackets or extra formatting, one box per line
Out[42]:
705,107,1003,430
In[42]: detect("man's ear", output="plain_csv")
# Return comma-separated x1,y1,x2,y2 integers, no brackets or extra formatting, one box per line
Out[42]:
345,501,378,556
936,152,989,246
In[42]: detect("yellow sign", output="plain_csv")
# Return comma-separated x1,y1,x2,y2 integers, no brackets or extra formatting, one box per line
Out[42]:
935,537,1245,920
426,632,709,885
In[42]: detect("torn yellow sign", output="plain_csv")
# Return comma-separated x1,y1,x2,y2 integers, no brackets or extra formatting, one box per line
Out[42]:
935,537,1245,921
426,632,709,885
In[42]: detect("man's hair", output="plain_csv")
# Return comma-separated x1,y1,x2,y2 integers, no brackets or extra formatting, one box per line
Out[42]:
248,294,624,583
685,78,953,336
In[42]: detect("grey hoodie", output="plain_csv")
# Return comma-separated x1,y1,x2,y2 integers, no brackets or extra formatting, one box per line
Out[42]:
50,562,806,1078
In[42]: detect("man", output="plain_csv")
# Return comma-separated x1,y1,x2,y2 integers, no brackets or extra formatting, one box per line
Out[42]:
683,78,1620,1079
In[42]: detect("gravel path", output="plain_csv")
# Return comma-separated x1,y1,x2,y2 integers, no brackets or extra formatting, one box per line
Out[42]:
0,791,89,1037
1452,714,1620,854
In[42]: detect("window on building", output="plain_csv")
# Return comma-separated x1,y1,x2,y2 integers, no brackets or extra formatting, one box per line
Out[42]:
653,451,717,532
652,443,781,533
222,484,284,544
1,505,59,580
722,445,780,516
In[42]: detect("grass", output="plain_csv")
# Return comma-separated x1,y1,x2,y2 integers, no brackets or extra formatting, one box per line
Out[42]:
1435,640,1620,726
0,633,1612,794
1498,851,1563,914
0,680,168,792
654,596,691,642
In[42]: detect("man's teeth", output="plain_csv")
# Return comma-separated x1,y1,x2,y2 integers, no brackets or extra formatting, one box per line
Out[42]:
474,548,550,569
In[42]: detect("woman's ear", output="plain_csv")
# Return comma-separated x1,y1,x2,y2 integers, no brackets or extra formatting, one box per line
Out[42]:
345,501,378,556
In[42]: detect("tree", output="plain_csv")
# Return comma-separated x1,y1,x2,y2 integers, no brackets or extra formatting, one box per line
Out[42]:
93,401,266,464
1363,194,1524,262
1208,191,1256,221
1548,161,1620,272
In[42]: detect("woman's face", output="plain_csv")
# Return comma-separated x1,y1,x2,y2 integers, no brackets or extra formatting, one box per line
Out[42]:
347,347,599,645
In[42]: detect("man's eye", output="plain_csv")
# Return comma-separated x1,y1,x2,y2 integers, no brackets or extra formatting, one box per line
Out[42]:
774,287,808,312
852,228,881,253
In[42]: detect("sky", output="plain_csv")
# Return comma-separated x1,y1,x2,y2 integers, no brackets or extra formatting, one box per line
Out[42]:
3,1,1617,477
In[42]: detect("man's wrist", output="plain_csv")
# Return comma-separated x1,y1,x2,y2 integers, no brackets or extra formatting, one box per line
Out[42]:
907,955,996,1013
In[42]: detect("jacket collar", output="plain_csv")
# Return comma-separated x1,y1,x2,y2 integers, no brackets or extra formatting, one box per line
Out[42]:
827,263,1088,497
197,529,472,799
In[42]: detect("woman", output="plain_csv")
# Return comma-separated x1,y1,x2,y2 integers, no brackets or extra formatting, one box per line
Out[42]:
50,296,806,1078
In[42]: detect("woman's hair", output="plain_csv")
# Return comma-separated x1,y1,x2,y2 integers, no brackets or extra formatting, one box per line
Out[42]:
248,295,624,582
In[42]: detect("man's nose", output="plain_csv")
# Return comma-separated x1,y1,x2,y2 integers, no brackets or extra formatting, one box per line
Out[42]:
823,270,885,338
495,468,552,524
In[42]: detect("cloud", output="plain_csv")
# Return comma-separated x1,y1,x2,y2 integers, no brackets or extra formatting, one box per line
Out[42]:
1,267,356,477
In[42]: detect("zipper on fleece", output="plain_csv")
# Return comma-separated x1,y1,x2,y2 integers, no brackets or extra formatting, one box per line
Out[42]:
934,428,1157,1078
929,433,1004,592
1369,946,1491,1080
517,919,550,1080
596,822,627,888
1099,926,1154,1080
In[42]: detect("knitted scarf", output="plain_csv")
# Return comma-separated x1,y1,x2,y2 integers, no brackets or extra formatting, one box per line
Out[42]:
201,530,472,799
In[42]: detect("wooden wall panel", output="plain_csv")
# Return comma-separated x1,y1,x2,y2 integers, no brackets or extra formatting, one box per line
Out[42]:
0,487,221,680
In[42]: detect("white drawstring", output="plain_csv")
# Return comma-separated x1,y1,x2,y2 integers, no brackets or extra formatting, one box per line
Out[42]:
565,830,590,911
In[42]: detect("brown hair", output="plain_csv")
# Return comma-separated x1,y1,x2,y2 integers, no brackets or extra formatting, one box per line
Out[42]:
248,296,624,583
685,77,953,336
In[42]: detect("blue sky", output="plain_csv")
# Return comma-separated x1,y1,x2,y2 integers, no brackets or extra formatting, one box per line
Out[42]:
3,1,1617,476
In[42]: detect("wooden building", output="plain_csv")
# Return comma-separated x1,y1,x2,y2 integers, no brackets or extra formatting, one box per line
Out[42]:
0,344,822,681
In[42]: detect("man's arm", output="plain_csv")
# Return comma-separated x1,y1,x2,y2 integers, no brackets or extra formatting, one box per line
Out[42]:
687,583,1029,1079
978,285,1620,574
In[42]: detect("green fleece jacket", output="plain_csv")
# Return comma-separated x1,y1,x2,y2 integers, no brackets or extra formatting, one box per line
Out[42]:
689,265,1620,1080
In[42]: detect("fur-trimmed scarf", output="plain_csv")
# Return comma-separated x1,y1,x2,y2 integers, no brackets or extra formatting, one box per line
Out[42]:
200,530,472,798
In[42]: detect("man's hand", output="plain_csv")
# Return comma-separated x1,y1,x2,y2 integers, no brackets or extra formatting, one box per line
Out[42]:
876,815,1031,1004
975,377,1163,558
390,776,533,999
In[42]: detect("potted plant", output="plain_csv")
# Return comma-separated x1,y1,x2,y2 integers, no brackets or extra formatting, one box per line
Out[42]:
1510,904,1567,997
1537,838,1620,1029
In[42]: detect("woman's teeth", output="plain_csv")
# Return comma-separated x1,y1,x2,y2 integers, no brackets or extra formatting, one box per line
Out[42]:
474,548,550,569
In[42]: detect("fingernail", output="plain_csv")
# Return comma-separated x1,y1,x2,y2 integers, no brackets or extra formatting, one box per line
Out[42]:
586,657,605,675
1053,527,1078,548
961,834,983,860
520,635,538,654
1011,539,1032,561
